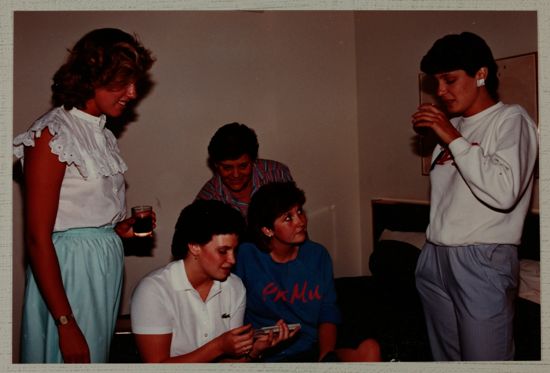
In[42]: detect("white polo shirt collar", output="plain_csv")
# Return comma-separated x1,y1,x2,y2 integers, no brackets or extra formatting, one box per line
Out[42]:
170,260,223,301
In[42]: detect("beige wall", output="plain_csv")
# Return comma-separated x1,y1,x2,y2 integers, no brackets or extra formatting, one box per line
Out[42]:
12,10,537,362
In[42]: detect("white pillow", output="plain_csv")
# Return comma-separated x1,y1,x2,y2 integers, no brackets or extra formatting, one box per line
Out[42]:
379,229,426,250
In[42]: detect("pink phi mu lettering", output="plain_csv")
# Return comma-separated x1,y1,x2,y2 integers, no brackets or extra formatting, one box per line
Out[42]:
262,281,321,303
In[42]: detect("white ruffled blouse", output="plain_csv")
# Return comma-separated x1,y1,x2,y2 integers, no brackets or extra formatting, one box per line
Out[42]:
14,107,128,231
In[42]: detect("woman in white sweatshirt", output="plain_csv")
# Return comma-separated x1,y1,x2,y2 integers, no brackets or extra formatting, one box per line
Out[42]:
411,32,538,361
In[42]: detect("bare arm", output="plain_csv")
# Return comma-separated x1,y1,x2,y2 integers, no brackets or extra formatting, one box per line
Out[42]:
317,322,337,361
23,131,90,363
135,321,299,363
135,324,255,363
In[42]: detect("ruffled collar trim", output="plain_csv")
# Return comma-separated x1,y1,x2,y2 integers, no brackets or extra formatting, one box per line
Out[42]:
13,107,127,178
69,107,107,130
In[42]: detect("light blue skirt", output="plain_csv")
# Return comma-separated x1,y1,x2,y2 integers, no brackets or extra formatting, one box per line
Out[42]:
21,226,124,363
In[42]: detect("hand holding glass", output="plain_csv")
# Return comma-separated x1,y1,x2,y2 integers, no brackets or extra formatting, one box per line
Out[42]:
412,103,436,136
131,205,154,237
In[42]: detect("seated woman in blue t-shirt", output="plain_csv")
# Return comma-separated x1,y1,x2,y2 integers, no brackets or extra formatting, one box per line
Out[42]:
234,181,381,362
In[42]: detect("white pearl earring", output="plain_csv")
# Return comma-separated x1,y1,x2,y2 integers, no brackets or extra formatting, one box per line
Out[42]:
476,78,485,87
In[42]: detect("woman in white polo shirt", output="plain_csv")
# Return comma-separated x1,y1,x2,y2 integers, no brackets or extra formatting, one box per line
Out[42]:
130,200,296,362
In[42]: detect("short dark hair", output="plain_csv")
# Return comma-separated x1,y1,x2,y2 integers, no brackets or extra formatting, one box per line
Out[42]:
52,28,155,110
420,31,499,100
171,199,245,259
207,122,259,169
247,182,306,252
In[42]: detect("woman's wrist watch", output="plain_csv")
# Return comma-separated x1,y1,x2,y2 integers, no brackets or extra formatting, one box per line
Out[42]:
55,313,75,326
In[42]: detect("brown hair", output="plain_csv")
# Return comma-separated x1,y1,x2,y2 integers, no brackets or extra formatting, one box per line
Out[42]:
52,28,155,110
171,200,245,260
420,31,499,101
247,182,306,252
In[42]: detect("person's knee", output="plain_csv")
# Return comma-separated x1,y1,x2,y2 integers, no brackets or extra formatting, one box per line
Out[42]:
358,338,381,362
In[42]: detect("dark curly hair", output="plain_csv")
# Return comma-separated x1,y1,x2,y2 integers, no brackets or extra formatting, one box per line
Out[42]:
207,122,259,170
52,28,155,110
247,181,306,252
171,199,245,260
420,31,499,101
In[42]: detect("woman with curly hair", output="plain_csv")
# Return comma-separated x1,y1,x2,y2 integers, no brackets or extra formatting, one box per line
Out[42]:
13,28,155,363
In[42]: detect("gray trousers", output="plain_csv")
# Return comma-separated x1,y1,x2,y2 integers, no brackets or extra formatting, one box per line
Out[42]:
415,242,518,361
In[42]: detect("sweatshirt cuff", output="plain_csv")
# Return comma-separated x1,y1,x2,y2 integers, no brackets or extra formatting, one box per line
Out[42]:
448,137,470,157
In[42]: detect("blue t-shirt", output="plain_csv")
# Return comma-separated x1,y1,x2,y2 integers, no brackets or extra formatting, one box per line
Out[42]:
234,240,341,361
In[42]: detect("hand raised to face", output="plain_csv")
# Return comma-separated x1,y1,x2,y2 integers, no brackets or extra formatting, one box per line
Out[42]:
411,103,461,145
